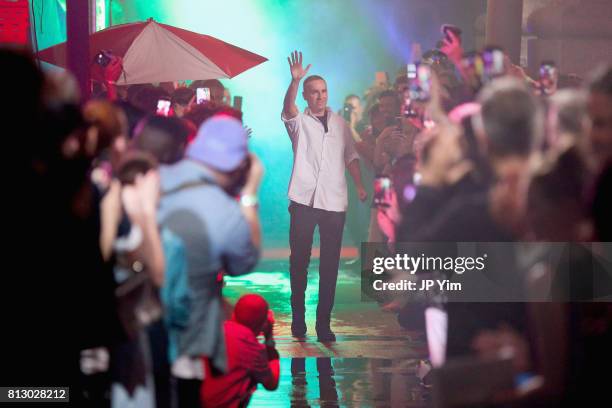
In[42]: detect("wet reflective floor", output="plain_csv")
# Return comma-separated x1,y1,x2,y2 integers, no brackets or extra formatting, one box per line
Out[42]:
224,258,429,407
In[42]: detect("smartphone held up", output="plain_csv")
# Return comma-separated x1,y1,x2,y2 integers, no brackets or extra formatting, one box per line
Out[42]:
539,61,558,95
373,176,393,208
342,103,353,122
156,99,171,117
196,87,211,104
407,63,432,103
481,47,506,81
94,50,113,67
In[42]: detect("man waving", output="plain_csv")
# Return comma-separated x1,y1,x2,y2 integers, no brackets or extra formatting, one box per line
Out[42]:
282,51,367,342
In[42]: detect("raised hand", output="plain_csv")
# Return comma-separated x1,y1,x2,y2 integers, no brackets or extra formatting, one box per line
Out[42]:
241,153,264,196
440,30,463,65
287,50,311,81
104,55,123,83
136,170,161,217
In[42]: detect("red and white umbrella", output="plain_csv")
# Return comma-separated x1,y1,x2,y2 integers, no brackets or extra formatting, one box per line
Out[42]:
37,18,267,85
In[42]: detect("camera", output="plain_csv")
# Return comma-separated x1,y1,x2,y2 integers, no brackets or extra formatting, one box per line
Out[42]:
481,47,506,81
94,50,113,67
196,87,211,104
402,102,419,119
156,99,171,117
539,61,558,95
401,85,420,119
407,63,432,102
461,51,484,90
342,103,353,122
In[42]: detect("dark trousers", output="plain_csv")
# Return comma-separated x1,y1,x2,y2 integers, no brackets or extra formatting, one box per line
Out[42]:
174,377,202,408
147,320,171,408
289,201,346,329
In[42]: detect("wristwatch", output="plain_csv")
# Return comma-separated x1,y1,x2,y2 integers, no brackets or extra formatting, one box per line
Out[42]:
240,194,259,207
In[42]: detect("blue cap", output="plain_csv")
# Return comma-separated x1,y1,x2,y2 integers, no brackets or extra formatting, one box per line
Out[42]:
186,116,247,171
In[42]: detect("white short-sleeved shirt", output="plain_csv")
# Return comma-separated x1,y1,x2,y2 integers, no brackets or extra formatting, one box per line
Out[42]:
282,107,360,212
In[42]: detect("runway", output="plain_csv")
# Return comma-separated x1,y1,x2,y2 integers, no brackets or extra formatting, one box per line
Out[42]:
224,257,429,407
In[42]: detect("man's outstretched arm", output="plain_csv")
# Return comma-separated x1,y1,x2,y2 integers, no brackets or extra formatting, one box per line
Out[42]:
283,50,311,119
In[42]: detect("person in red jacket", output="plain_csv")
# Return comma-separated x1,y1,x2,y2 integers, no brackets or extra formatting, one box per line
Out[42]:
201,294,280,407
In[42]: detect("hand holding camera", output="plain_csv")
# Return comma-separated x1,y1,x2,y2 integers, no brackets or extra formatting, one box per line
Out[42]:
407,63,432,103
538,61,558,96
137,170,162,218
156,100,171,117
439,24,463,64
241,153,264,197
374,177,401,243
342,103,353,123
104,56,123,83
94,50,123,83
121,170,161,221
196,87,211,104
261,310,275,340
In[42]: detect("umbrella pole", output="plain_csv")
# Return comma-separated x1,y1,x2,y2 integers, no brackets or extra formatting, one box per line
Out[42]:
67,0,91,100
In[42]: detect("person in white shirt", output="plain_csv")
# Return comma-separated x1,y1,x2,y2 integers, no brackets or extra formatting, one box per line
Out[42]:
281,50,367,342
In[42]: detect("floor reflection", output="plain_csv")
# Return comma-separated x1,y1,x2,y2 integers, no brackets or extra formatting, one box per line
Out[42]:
290,358,337,407
250,357,428,407
224,259,428,406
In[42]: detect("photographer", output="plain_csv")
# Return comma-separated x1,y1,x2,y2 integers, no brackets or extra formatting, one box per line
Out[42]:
377,89,401,123
340,94,365,142
189,79,226,105
201,294,280,407
91,51,124,101
373,116,419,175
158,115,263,407
350,105,383,166
171,87,195,118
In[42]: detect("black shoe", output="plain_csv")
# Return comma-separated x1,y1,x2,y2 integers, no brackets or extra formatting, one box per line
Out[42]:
291,321,307,338
316,328,336,343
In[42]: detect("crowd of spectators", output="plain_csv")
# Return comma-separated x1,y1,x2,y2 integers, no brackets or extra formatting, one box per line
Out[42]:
2,46,276,408
1,19,611,407
340,28,611,407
